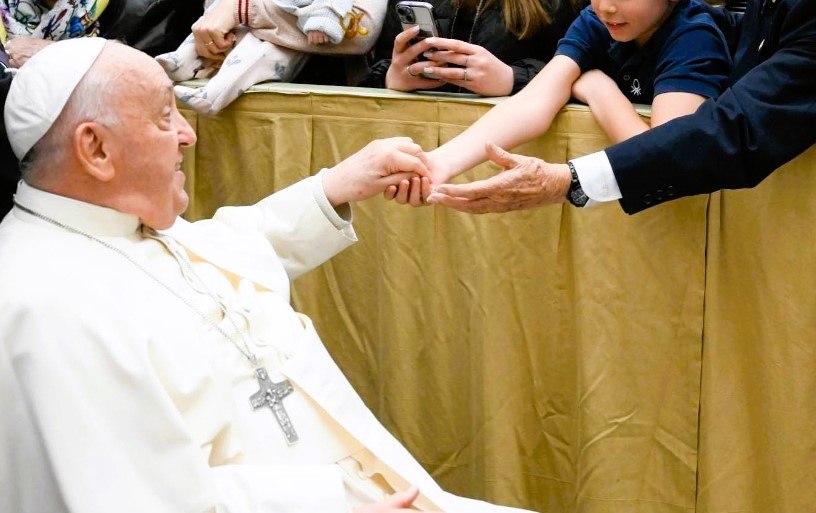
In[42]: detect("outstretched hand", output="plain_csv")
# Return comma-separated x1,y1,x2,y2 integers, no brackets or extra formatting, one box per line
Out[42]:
352,486,443,513
322,137,430,206
426,143,572,214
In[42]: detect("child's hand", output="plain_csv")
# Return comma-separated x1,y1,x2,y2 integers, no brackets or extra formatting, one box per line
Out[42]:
307,31,330,45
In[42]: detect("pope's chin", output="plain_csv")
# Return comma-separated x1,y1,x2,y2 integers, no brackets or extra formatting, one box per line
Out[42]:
146,177,189,230
170,185,191,226
173,169,190,215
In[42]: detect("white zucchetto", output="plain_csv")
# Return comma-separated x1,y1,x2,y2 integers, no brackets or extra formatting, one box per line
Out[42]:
4,37,107,160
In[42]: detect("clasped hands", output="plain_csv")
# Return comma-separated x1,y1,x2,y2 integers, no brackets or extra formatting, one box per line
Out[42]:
324,138,572,215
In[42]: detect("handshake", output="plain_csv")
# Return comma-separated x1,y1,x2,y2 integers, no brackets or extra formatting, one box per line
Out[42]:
323,137,573,214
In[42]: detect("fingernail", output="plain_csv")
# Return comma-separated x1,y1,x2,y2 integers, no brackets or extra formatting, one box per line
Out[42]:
426,193,441,203
423,51,433,58
425,37,436,44
422,67,433,75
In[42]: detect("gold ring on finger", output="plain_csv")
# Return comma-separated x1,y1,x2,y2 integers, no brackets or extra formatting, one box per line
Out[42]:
463,68,469,81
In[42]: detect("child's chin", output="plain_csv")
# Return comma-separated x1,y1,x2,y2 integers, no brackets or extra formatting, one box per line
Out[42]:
610,34,635,43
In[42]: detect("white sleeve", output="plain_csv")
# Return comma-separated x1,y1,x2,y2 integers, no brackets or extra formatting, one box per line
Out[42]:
209,174,358,280
312,168,353,230
570,151,622,206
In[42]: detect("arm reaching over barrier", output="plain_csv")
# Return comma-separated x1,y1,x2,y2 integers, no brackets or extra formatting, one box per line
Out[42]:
426,143,571,214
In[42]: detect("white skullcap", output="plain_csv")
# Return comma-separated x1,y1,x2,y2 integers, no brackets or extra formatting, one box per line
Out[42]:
4,37,107,160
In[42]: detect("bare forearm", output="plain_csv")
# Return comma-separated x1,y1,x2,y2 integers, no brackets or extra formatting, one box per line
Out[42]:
430,56,581,180
586,88,649,144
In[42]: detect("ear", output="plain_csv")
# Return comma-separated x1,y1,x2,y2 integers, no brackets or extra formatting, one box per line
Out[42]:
73,121,116,182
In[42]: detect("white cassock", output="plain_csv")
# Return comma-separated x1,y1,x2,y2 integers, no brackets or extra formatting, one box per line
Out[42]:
0,178,532,513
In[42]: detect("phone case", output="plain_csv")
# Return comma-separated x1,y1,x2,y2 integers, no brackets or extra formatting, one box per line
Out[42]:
395,1,439,39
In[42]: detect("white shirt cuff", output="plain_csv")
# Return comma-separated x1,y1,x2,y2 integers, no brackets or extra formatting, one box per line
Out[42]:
570,151,622,205
313,169,353,230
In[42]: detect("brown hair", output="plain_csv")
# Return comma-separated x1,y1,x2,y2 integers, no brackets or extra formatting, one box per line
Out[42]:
454,0,581,39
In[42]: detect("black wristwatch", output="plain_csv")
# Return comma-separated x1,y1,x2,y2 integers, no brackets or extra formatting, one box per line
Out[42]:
566,161,589,208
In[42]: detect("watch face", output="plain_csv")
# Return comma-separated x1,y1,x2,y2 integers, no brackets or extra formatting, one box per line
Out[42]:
569,186,589,207
566,163,588,207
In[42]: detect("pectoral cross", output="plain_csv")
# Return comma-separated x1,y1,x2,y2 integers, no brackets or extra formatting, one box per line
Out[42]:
250,367,299,445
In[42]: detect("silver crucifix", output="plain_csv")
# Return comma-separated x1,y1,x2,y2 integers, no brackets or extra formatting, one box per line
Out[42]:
250,367,299,445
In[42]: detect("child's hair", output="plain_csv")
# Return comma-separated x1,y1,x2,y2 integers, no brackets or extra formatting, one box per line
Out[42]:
454,0,583,39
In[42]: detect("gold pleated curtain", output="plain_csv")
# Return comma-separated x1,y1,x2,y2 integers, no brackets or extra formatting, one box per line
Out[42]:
180,84,816,513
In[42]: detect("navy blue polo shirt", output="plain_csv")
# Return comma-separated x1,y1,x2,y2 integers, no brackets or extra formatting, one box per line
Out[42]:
555,0,731,104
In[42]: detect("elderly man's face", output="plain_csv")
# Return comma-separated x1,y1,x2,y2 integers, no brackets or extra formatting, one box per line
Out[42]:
107,52,196,229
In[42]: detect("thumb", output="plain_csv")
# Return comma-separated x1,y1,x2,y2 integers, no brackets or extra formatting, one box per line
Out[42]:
485,142,517,170
385,486,420,508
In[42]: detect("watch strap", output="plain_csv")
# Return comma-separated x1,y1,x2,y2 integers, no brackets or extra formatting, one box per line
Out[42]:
566,161,589,208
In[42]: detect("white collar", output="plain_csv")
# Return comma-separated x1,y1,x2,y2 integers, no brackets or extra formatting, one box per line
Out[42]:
13,180,143,237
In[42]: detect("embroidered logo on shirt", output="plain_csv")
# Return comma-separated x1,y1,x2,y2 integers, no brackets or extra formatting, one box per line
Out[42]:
630,78,642,96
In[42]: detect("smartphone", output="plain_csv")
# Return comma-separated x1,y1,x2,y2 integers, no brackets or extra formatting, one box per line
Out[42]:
395,1,440,41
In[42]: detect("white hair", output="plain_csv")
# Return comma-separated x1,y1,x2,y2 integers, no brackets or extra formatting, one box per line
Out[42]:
21,44,124,183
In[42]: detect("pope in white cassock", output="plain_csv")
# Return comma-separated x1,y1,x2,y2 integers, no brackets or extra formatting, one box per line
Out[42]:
0,39,533,513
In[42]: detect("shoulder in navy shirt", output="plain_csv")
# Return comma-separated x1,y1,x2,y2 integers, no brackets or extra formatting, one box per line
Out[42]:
555,0,731,103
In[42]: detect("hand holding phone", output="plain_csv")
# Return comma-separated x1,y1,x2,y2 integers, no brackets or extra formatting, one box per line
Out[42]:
395,1,440,43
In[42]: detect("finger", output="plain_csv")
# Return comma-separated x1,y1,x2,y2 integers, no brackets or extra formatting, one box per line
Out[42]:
380,172,423,187
422,66,470,83
422,49,469,66
390,151,430,178
394,179,410,204
484,142,520,170
393,25,421,54
432,177,502,200
421,176,432,199
395,141,429,168
407,71,448,88
209,29,232,51
408,177,423,206
386,486,420,508
423,37,480,55
383,185,398,200
426,193,506,214
195,38,220,60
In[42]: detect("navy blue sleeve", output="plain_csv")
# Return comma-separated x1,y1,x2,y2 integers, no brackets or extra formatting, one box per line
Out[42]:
554,7,611,72
606,0,816,214
653,24,731,99
701,4,745,54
